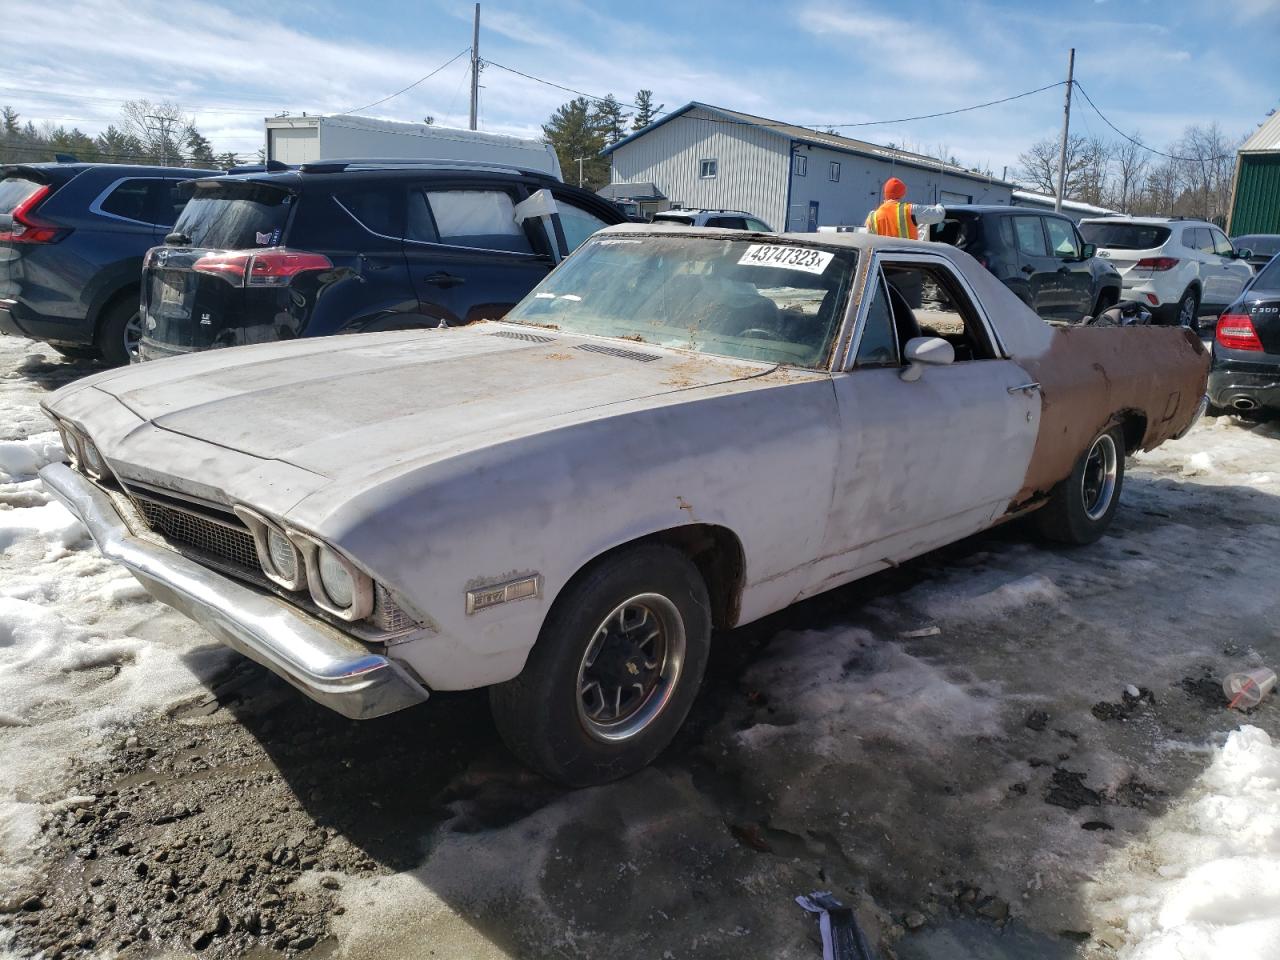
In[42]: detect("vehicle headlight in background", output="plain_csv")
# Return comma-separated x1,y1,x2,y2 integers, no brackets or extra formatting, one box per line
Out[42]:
234,506,306,592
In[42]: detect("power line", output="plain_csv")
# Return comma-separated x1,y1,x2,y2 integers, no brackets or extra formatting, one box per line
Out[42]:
338,47,471,115
1073,81,1236,163
481,59,1065,132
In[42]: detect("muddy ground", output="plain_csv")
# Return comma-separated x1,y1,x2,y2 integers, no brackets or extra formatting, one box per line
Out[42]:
2,344,1279,960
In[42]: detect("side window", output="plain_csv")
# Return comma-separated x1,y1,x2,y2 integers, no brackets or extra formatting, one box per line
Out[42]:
1013,216,1048,257
793,155,807,177
332,184,402,238
154,181,186,227
406,189,438,243
1211,229,1234,257
854,272,898,367
99,178,156,223
556,199,610,251
424,189,531,253
698,159,717,179
998,216,1016,250
705,216,748,230
1044,217,1080,258
1190,227,1215,254
745,218,771,232
882,261,996,363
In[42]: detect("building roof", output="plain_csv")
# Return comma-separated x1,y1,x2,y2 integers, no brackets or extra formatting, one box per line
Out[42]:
597,181,665,201
603,102,1018,188
1010,189,1119,217
1241,111,1280,153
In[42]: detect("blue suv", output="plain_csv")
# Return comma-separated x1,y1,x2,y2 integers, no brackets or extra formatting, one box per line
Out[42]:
0,161,220,364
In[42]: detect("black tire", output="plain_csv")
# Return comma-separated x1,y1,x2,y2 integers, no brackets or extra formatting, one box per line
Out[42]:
489,544,711,787
1090,288,1118,320
1034,425,1126,546
1169,287,1200,332
94,296,142,367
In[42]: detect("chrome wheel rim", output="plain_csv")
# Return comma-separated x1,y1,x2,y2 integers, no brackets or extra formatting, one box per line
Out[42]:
1081,433,1118,521
124,312,143,356
576,593,685,742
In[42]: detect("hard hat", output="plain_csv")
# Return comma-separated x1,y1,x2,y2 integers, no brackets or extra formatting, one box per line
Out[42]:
883,177,907,200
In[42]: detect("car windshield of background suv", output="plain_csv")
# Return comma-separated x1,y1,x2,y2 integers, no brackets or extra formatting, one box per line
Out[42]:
504,235,857,367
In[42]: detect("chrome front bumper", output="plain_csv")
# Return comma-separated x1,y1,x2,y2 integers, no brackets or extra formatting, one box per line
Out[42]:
40,462,430,720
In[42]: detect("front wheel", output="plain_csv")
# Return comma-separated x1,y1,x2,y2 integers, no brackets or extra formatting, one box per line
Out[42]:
489,545,711,786
95,298,143,366
1034,425,1126,545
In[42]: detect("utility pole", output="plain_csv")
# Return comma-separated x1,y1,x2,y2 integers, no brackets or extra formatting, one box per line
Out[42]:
1054,48,1075,213
146,114,177,167
469,3,480,131
573,157,585,188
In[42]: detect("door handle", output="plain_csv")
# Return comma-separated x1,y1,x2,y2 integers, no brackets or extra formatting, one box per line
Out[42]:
1058,266,1071,274
424,272,465,288
1008,381,1041,394
1021,265,1035,275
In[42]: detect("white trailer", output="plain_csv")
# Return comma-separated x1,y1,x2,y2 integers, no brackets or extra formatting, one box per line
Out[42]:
264,115,562,179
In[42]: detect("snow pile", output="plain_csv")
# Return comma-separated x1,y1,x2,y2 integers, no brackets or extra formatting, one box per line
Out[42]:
1101,726,1280,958
0,337,230,898
0,431,63,482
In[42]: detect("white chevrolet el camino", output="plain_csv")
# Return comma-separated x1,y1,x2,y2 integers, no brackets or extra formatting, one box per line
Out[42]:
40,226,1209,785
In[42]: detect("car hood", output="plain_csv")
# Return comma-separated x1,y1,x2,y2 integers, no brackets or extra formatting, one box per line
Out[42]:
72,324,775,484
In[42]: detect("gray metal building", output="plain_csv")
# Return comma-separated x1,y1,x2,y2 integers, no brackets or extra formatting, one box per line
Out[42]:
603,102,1016,231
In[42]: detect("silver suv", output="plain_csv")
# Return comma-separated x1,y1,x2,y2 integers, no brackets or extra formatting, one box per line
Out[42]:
1078,216,1254,330
651,209,773,231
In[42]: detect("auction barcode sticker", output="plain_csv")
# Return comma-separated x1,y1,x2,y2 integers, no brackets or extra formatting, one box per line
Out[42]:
737,244,834,275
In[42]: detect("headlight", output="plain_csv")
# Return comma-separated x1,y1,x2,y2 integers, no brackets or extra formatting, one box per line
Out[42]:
233,506,305,591
287,530,375,622
317,549,354,608
80,437,106,477
57,424,81,467
267,527,298,582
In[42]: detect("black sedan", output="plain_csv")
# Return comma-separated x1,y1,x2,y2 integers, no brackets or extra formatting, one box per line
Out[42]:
1231,234,1280,273
1210,253,1280,415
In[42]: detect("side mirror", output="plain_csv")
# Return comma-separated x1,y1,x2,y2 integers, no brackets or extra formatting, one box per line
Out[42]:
1080,242,1096,260
900,336,955,382
1236,248,1253,260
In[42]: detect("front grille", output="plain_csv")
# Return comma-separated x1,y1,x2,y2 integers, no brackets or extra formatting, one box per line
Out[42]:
129,491,420,637
575,342,660,362
133,496,259,571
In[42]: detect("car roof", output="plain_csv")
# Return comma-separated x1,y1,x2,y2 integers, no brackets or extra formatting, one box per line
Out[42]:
944,204,1070,217
3,161,220,178
655,209,755,216
1078,216,1211,226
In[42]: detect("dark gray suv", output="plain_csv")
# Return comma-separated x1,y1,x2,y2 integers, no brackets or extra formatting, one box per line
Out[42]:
930,206,1122,323
0,161,220,364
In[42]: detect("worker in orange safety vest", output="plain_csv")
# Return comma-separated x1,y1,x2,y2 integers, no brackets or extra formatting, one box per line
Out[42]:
864,177,946,238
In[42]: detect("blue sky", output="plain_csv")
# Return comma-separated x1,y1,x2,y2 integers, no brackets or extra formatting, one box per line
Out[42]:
4,0,1278,171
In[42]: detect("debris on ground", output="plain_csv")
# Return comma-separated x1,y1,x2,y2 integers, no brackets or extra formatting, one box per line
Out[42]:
796,891,876,960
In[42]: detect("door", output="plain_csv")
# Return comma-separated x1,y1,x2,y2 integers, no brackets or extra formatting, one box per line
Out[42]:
403,184,555,325
807,201,820,232
1011,215,1058,316
1043,215,1094,319
1211,227,1252,305
819,258,1040,582
1186,227,1221,303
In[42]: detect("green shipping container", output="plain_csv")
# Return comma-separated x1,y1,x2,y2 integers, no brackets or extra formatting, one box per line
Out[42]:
1231,153,1280,235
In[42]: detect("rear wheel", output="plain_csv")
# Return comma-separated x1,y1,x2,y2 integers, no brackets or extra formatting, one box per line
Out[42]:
489,544,711,786
1171,287,1200,332
95,296,142,366
1034,425,1125,545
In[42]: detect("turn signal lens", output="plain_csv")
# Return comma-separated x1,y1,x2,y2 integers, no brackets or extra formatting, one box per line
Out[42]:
1216,314,1264,351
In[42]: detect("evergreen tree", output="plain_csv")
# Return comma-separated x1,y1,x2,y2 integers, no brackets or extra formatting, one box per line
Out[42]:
2,107,19,136
632,90,663,131
215,151,240,170
591,94,630,146
542,97,608,189
185,128,216,166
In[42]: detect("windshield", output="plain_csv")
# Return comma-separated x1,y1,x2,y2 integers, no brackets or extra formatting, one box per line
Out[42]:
1079,222,1170,251
503,234,857,367
172,180,293,249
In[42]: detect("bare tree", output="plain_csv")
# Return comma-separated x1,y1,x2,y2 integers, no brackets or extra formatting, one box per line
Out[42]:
1109,133,1150,213
1015,134,1091,199
121,99,194,166
1173,122,1240,225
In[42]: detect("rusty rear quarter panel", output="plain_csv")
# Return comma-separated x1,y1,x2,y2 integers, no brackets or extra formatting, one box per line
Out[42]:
1013,325,1209,505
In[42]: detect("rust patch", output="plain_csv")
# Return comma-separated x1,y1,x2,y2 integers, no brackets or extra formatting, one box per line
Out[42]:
1014,326,1208,505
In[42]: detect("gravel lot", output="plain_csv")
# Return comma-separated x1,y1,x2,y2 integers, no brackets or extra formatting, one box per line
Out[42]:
2,334,1279,959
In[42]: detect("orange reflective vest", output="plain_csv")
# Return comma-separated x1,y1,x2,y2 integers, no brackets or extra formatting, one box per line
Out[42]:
865,200,914,237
